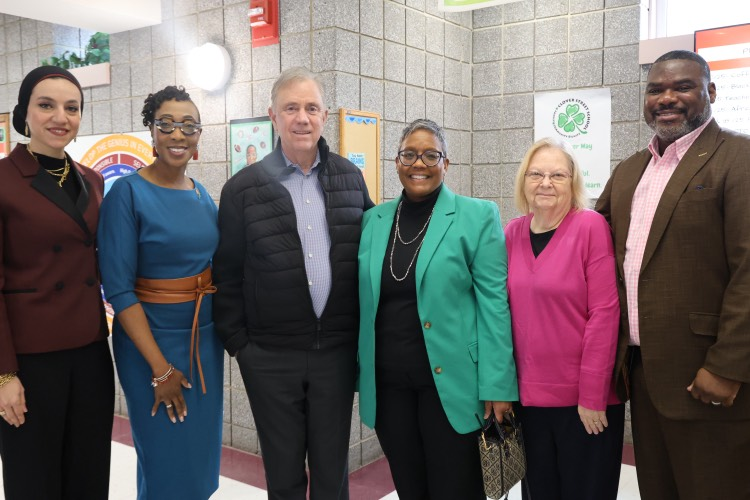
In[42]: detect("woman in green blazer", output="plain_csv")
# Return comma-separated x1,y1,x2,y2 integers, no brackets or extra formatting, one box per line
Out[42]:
358,119,518,499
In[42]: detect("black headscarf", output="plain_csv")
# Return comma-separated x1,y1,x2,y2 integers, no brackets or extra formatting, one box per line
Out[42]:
12,66,84,137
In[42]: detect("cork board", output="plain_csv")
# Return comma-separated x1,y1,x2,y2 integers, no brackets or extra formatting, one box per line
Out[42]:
339,109,381,204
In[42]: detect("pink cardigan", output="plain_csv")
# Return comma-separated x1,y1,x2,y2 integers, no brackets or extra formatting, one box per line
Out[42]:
505,209,620,410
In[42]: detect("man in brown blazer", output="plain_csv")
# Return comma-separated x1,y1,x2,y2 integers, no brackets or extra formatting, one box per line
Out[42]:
596,50,750,500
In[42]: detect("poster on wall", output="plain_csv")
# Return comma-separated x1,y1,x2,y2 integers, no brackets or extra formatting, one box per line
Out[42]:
339,109,381,204
66,131,155,331
439,0,521,11
0,113,9,160
229,117,274,176
67,131,154,196
695,23,750,135
534,88,612,198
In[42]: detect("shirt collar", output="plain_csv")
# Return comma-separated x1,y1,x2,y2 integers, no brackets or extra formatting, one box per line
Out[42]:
281,150,321,175
647,117,712,163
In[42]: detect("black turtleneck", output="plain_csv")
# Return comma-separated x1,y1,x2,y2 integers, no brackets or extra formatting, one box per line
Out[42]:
34,150,81,202
529,227,556,258
375,184,442,370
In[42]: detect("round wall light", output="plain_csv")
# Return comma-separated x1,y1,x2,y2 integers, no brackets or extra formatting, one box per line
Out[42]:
188,43,231,91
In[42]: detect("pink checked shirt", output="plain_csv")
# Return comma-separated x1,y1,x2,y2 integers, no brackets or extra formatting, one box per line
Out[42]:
623,119,712,345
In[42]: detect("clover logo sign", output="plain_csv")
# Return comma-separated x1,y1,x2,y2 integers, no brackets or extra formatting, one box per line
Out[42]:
552,98,591,138
558,104,587,134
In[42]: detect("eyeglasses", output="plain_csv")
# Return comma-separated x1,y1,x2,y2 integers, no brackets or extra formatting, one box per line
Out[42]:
154,119,202,136
397,150,445,167
525,171,572,183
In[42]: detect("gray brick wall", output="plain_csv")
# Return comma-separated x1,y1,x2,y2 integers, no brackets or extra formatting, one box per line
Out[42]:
0,0,646,468
470,1,643,225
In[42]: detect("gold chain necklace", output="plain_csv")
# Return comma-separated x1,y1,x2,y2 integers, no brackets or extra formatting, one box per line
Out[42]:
389,201,435,282
26,144,70,187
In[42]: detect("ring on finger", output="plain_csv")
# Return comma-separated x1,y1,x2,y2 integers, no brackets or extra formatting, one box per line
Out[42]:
711,401,722,406
0,410,6,416
165,404,173,409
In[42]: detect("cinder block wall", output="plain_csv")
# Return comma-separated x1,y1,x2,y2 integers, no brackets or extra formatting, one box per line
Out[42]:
469,0,644,225
0,0,645,469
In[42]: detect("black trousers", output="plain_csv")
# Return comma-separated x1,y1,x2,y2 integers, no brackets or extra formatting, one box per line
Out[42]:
0,340,115,500
374,364,485,500
517,403,625,500
237,341,357,500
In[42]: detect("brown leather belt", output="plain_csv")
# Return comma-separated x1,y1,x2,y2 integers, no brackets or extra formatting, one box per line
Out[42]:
134,267,216,394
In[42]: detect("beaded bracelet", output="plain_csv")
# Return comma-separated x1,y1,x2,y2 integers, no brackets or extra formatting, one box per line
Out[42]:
151,364,175,388
0,372,17,388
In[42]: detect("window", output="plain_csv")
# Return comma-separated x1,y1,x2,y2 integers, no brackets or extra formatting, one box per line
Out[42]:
641,0,750,39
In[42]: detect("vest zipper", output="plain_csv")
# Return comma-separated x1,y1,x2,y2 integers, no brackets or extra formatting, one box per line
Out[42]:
315,318,322,350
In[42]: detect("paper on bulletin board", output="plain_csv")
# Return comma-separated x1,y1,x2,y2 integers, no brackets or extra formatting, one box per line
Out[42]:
696,23,750,135
340,109,381,204
348,152,366,169
534,88,611,198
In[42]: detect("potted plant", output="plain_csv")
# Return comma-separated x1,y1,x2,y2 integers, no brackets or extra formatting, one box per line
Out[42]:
41,32,111,87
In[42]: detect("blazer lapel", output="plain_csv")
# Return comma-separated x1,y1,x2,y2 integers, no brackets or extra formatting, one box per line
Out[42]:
641,121,721,272
30,157,92,237
415,186,455,290
73,163,92,219
369,200,399,305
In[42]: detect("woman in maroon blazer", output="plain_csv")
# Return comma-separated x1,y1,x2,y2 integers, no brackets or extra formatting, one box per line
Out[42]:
0,66,114,499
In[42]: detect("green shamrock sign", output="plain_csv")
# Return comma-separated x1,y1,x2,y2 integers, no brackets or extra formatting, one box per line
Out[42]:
557,104,588,135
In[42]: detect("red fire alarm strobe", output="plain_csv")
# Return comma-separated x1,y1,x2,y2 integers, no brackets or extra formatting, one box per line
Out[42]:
249,0,279,48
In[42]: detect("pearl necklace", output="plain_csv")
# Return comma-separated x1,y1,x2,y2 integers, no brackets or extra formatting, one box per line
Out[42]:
389,200,435,282
27,144,70,187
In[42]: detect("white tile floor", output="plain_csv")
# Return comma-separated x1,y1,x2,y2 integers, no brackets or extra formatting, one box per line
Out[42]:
0,441,641,499
381,465,640,500
107,442,266,499
0,441,267,500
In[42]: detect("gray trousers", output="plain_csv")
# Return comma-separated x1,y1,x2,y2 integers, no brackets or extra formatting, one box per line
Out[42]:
237,341,357,500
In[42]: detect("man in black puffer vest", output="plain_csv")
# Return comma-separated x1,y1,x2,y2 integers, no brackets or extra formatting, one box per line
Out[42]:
213,67,373,500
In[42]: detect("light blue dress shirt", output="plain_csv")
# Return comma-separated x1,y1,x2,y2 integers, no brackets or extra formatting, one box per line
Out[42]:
278,151,332,317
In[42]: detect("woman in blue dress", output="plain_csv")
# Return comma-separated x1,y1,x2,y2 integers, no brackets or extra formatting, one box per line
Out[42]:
98,86,222,499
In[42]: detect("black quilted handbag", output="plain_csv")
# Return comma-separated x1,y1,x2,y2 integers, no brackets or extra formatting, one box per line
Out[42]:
477,411,528,499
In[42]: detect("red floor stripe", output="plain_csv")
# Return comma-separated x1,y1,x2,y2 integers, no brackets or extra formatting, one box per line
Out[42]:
622,443,635,466
111,415,133,447
349,457,396,500
113,415,636,494
218,445,268,489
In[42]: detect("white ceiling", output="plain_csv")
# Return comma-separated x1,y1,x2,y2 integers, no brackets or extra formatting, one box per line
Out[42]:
1,0,162,34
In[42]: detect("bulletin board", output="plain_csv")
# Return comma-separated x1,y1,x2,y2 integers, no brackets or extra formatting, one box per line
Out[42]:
339,109,381,204
0,113,9,160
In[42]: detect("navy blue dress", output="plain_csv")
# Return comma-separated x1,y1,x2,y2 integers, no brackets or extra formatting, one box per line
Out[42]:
98,172,222,499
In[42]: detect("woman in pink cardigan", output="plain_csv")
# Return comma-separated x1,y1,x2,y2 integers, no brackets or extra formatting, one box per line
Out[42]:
505,138,624,500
